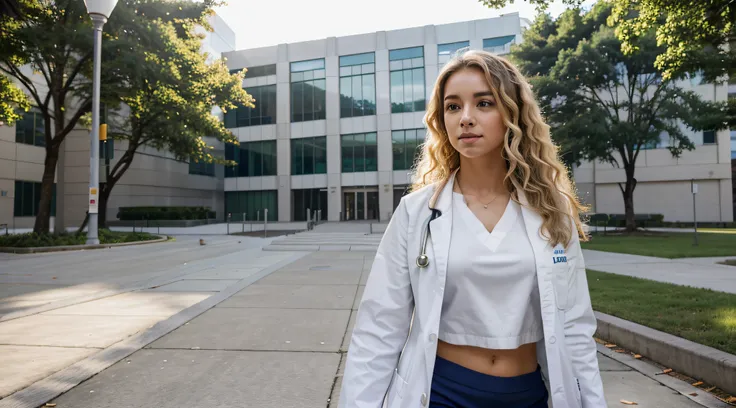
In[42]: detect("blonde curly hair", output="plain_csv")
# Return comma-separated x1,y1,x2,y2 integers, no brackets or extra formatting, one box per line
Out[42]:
412,50,587,246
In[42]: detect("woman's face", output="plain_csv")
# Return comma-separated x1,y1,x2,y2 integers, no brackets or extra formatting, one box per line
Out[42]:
442,68,507,160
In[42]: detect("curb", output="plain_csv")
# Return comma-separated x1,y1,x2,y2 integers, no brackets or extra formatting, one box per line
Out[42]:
595,311,736,396
0,236,170,254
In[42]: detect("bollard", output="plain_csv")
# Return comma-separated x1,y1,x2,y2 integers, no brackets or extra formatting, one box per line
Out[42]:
227,213,231,235
242,212,246,233
264,208,268,238
306,208,311,230
257,210,260,222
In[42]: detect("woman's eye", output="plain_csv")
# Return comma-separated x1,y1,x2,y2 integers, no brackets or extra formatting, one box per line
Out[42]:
478,100,495,107
446,104,460,111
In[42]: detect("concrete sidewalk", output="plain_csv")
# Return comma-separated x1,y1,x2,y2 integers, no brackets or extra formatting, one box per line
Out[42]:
584,249,736,294
1,250,727,408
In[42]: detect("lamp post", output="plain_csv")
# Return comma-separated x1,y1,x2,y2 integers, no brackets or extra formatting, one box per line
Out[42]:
83,0,117,245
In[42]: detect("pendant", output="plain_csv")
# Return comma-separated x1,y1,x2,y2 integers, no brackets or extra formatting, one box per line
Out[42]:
483,205,488,209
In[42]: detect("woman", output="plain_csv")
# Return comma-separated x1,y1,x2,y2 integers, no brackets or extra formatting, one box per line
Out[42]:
339,50,606,408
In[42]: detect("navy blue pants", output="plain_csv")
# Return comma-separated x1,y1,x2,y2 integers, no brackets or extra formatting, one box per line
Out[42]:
430,356,549,408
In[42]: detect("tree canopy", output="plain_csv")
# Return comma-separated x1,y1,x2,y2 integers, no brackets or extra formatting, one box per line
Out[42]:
511,2,722,230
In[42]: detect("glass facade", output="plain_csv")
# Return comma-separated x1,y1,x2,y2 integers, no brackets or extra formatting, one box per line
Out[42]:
15,109,45,147
392,129,424,170
483,35,516,55
225,190,278,221
230,64,276,78
189,160,215,177
341,133,378,173
14,181,56,217
224,141,277,178
339,52,376,117
438,41,470,65
291,136,327,175
224,85,277,128
389,47,425,113
292,189,328,221
291,58,327,122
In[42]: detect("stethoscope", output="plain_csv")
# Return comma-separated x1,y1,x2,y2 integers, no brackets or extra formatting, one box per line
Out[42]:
416,208,441,268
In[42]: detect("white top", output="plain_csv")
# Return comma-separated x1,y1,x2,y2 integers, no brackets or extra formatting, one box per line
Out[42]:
438,192,544,349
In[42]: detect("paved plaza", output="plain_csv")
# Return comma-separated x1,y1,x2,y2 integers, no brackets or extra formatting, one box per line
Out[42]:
0,227,730,408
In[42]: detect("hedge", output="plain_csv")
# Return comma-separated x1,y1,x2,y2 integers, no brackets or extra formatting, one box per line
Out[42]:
587,213,665,228
117,206,215,221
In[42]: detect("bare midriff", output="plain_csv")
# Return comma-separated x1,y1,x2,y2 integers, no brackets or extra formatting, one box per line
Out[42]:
436,339,538,377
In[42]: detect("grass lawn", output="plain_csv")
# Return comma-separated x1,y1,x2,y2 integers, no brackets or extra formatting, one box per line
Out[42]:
587,270,736,355
0,229,159,248
581,232,736,258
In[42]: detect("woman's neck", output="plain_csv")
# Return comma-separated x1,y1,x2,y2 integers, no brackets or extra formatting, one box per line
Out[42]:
456,151,508,195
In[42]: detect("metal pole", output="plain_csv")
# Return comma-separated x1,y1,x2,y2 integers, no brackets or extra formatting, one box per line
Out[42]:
227,213,231,235
306,208,310,230
242,212,245,233
86,15,106,245
692,179,698,246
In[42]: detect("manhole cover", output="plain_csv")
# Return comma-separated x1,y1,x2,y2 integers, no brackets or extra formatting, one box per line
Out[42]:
309,266,331,271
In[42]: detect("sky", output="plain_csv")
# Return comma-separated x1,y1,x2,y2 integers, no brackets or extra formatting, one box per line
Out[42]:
213,0,586,50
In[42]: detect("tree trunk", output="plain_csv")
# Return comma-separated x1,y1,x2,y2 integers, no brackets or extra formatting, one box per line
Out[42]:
622,164,638,232
33,146,59,234
99,185,110,228
77,212,89,235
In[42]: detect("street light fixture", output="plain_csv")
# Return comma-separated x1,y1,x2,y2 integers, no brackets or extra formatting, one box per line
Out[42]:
83,0,118,245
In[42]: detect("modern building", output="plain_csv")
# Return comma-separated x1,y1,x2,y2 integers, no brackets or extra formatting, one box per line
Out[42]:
221,13,528,223
0,13,235,231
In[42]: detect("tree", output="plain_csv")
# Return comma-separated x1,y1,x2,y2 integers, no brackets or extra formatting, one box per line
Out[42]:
480,0,735,81
511,3,722,231
0,0,225,233
79,16,250,229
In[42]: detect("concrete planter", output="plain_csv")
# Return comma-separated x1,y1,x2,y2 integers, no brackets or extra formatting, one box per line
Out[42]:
595,311,736,395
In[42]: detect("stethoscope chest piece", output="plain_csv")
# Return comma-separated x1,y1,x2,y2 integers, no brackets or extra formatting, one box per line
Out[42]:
416,254,429,268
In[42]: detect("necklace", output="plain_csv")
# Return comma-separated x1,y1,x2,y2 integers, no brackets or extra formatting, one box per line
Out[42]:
456,179,505,209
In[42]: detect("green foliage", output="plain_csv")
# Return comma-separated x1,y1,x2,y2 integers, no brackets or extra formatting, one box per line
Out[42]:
117,206,215,221
609,0,735,82
0,229,157,248
0,0,248,232
479,0,735,83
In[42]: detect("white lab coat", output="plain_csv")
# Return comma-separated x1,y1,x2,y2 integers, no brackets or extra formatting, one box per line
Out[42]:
339,171,607,408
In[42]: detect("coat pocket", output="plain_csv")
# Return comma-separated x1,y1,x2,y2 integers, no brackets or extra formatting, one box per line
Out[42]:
387,368,408,401
551,264,577,311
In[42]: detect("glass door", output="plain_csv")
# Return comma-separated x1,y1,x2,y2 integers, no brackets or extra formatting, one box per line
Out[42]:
356,192,365,220
343,192,356,221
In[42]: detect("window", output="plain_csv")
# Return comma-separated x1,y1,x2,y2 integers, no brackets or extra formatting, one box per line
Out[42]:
392,129,424,170
189,159,215,177
292,189,328,221
483,35,516,55
291,136,327,175
14,181,56,217
224,84,277,128
225,190,278,221
15,108,45,147
703,130,716,145
341,132,377,173
438,41,469,65
229,64,276,78
291,58,327,122
340,52,376,118
389,47,425,113
224,140,277,177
